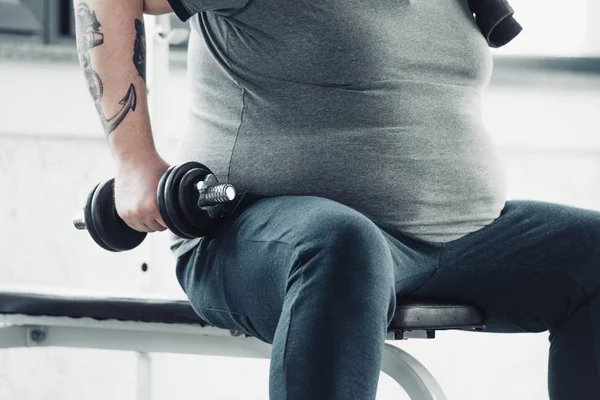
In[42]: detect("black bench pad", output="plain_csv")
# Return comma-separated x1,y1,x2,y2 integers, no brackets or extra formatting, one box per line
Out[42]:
0,288,484,331
0,288,204,326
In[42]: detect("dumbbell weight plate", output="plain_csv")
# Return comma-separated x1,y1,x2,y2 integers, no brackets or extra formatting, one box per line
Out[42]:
157,164,189,238
90,179,147,252
83,182,114,252
163,162,211,239
178,167,222,237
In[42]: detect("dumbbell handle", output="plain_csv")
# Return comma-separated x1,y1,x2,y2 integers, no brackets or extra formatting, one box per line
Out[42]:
72,181,236,230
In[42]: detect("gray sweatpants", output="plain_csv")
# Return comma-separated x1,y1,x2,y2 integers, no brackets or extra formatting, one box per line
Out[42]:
176,195,600,399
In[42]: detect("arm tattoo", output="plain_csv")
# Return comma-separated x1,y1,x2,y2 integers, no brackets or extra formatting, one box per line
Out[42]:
76,2,137,137
133,19,146,82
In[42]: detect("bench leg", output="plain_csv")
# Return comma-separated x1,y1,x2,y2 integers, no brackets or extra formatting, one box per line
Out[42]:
381,343,447,400
136,352,152,400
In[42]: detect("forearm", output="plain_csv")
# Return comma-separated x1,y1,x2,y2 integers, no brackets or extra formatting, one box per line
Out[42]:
73,0,156,162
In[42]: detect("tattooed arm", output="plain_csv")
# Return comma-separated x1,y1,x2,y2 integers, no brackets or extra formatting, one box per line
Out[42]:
73,0,173,233
74,0,157,161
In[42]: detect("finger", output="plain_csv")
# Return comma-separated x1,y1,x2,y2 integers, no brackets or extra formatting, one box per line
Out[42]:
122,219,143,233
146,219,167,232
156,215,168,230
139,220,155,233
127,219,153,233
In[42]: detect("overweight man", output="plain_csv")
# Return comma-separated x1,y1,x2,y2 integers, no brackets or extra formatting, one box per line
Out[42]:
74,0,600,398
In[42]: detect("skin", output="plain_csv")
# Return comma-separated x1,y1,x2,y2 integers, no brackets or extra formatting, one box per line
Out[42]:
73,0,173,232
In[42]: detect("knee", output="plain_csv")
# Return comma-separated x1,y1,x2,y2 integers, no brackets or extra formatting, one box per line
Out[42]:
295,197,389,254
290,199,396,304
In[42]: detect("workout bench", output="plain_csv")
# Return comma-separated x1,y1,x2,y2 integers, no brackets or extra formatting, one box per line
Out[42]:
0,286,485,399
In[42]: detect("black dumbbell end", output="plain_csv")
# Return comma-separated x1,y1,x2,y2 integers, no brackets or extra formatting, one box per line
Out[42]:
90,179,147,252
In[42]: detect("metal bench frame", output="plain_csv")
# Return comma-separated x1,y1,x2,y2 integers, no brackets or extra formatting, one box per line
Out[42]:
0,312,448,400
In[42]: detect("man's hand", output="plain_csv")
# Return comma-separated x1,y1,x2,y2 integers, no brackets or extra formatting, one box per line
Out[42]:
114,152,170,233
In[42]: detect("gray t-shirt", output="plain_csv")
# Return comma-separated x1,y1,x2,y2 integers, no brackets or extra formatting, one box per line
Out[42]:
167,0,508,258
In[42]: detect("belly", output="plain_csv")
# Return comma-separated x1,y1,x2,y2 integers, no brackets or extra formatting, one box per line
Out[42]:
179,0,506,243
193,80,508,243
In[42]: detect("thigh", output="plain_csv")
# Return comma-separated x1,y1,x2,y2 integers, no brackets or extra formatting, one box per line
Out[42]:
413,199,600,333
176,194,436,343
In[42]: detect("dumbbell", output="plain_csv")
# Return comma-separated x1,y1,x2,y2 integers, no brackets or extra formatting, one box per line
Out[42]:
73,161,237,252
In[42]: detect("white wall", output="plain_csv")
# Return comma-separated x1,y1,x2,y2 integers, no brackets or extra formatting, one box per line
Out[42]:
1,56,599,400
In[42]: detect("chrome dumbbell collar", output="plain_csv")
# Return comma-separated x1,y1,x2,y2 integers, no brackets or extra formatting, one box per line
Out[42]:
196,173,237,219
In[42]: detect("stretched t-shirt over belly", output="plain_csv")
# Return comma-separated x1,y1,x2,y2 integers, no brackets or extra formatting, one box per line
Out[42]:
169,0,508,258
